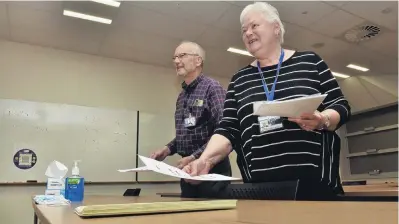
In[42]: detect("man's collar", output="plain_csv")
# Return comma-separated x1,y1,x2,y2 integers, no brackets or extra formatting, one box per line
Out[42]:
181,74,204,90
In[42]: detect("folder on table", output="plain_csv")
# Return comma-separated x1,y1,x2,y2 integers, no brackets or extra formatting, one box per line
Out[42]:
74,200,237,217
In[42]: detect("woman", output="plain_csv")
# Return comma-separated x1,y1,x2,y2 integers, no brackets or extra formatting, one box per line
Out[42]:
183,2,351,199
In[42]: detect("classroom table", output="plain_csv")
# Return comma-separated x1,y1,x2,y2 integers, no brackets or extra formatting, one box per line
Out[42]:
343,183,398,197
32,195,398,224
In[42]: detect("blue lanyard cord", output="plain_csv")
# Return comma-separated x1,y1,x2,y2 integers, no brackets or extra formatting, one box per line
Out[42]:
256,49,285,101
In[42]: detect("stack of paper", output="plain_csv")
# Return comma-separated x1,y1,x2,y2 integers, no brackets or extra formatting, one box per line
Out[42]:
118,155,240,181
75,200,237,217
118,166,150,172
253,94,327,117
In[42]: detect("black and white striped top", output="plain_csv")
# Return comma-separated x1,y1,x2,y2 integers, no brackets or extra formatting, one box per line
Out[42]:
215,51,351,194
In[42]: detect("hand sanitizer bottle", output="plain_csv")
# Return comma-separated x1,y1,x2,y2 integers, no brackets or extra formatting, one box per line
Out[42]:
65,160,84,202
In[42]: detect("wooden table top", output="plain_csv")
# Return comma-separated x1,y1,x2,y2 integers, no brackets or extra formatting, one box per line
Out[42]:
33,195,398,224
156,183,399,197
343,183,398,196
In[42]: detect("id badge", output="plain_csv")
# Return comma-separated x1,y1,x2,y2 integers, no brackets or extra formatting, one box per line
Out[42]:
258,116,283,133
184,114,196,127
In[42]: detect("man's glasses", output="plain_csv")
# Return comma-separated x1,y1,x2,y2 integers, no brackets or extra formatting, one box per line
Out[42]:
172,53,199,61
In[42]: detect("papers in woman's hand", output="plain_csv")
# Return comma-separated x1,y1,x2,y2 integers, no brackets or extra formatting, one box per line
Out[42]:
118,156,240,181
253,94,327,117
117,166,150,172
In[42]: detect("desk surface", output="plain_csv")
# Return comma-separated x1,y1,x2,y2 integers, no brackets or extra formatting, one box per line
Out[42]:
157,183,399,197
33,195,398,224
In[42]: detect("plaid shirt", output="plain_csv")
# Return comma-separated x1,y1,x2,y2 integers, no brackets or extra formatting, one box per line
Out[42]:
166,74,226,158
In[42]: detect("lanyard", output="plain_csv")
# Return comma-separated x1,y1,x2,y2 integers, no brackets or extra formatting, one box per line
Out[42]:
256,49,285,101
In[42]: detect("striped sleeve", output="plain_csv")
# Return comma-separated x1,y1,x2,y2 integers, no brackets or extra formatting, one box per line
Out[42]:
314,53,351,129
214,79,240,148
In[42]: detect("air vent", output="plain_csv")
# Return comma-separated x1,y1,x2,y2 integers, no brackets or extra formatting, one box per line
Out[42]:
344,25,381,43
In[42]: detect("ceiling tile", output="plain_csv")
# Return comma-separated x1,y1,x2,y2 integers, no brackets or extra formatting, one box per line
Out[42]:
212,4,243,33
322,1,348,8
360,31,398,59
0,3,9,39
310,9,365,37
195,26,245,51
205,47,252,77
8,3,62,31
358,77,397,105
126,1,231,25
338,77,379,112
359,75,398,97
225,1,251,7
330,45,398,77
282,22,303,38
113,4,208,40
7,1,63,13
285,29,352,59
270,1,336,27
343,1,398,31
102,29,181,56
365,54,398,76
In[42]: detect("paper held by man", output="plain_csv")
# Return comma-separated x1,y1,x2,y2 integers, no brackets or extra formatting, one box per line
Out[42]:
253,94,327,117
118,155,240,181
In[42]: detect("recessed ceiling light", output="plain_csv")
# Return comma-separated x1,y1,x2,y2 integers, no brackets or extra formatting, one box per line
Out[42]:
346,64,369,72
91,0,120,7
63,10,112,24
227,47,253,57
332,72,350,79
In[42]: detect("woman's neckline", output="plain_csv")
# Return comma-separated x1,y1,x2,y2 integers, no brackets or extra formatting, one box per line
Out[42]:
249,49,297,69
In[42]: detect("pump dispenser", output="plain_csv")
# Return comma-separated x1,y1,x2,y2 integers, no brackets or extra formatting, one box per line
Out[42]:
65,160,84,202
72,160,80,176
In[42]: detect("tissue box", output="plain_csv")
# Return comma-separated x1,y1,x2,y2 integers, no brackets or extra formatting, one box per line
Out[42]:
46,178,65,196
47,178,65,190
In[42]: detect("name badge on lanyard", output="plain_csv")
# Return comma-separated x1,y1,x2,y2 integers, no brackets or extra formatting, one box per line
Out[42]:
184,113,196,127
256,49,285,133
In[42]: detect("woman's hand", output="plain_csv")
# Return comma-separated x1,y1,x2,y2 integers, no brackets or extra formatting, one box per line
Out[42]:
288,111,325,131
182,158,213,185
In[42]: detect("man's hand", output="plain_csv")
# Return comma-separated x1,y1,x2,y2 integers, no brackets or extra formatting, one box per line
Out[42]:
150,147,171,161
177,155,196,169
182,158,213,185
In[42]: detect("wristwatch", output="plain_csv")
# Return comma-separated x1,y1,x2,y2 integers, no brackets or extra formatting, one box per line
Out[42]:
319,112,331,130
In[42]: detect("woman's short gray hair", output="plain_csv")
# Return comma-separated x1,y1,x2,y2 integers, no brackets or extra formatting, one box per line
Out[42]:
240,2,285,44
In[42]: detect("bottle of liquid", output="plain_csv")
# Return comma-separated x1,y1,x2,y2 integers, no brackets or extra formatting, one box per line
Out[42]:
65,160,84,202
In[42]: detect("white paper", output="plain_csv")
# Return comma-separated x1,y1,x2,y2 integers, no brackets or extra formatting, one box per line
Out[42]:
131,155,240,181
117,166,151,172
45,160,68,179
253,94,327,118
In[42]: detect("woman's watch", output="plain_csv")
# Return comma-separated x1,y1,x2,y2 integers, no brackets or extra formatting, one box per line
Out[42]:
319,112,331,130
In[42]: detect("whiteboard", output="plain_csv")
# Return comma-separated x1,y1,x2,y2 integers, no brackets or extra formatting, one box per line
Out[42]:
0,99,137,182
137,111,242,182
137,111,181,181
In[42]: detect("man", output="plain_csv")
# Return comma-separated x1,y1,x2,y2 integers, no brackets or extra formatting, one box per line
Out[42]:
150,41,232,198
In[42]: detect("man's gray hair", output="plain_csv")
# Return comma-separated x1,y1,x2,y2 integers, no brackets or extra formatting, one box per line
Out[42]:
240,2,285,44
178,41,206,62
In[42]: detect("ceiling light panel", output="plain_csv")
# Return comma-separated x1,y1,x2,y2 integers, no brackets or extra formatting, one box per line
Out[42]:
63,10,112,24
347,64,369,72
91,0,120,7
332,72,350,79
62,1,118,21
